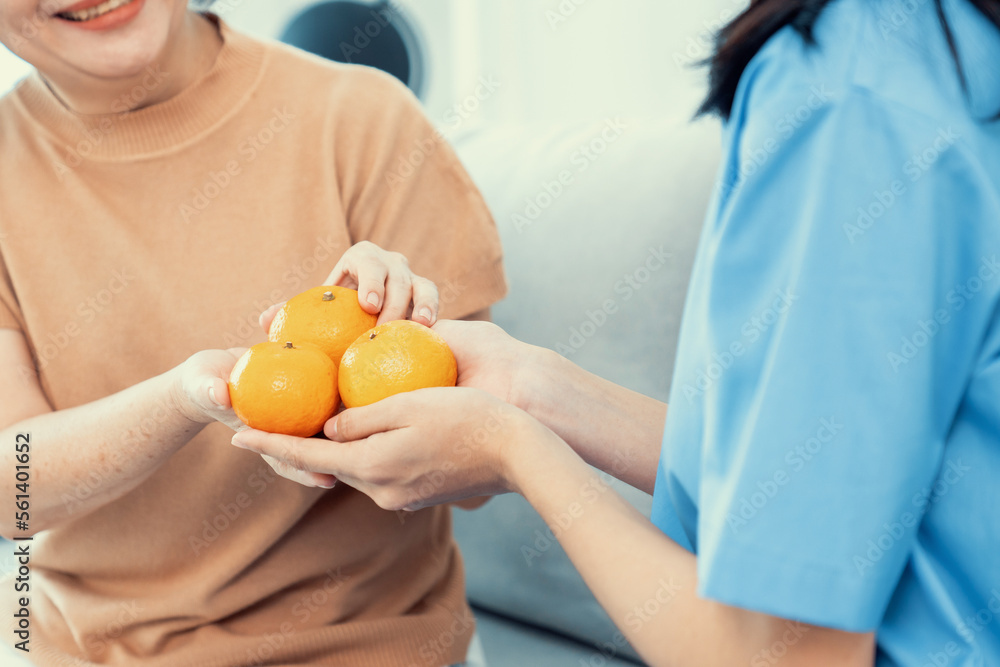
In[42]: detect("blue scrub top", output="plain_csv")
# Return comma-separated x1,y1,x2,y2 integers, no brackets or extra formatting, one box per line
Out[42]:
651,0,1000,664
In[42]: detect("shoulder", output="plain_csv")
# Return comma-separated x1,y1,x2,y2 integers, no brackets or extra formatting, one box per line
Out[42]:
732,0,999,140
247,27,422,124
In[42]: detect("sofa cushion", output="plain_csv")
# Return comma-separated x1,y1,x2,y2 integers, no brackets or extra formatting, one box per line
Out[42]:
451,117,721,663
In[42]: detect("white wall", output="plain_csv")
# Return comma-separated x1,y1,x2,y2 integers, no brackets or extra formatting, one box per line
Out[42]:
0,50,31,96
1,0,749,121
220,0,749,126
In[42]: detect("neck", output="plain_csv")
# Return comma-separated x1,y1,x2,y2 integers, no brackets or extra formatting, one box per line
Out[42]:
41,12,223,116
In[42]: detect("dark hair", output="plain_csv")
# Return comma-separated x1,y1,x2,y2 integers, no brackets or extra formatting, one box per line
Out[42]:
699,0,1000,119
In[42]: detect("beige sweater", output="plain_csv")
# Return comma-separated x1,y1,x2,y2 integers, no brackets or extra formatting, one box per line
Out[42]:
0,18,506,667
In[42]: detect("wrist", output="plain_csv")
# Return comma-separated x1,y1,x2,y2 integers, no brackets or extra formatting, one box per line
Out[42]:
500,409,578,497
510,345,572,422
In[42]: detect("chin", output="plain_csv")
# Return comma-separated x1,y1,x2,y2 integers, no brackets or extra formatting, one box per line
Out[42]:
27,0,185,81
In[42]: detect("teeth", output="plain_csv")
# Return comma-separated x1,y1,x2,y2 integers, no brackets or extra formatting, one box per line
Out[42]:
58,0,134,22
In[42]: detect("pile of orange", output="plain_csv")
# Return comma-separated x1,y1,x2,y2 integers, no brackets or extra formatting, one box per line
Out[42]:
229,286,457,437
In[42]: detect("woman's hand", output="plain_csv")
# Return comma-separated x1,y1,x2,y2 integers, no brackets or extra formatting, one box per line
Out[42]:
177,348,339,489
231,388,563,509
174,348,246,431
260,241,441,333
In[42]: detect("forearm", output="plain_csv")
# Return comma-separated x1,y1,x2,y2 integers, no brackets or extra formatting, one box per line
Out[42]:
506,428,875,667
518,348,666,493
1,367,205,536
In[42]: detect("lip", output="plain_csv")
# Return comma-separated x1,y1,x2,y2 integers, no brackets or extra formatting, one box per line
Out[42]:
52,0,145,31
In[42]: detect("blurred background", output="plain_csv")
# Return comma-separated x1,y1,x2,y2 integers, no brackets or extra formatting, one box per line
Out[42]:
0,0,746,124
0,3,742,665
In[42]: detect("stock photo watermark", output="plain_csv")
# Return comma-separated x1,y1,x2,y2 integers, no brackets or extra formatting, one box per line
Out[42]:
843,126,959,244
718,85,832,201
887,255,1000,372
512,117,628,233
180,107,297,223
853,458,969,575
681,289,798,404
554,244,671,357
726,417,844,534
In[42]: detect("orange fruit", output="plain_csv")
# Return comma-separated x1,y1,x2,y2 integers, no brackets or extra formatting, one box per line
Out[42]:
229,341,339,437
268,286,378,366
339,320,457,408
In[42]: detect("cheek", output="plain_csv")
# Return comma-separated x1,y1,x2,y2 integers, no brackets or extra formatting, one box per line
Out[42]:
0,1,44,45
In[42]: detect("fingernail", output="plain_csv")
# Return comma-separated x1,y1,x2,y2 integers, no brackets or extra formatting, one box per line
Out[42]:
327,416,339,441
366,292,380,307
231,434,247,449
321,481,337,490
418,307,433,323
209,386,223,407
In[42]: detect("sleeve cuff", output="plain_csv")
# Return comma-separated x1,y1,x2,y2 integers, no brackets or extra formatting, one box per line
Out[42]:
439,257,508,320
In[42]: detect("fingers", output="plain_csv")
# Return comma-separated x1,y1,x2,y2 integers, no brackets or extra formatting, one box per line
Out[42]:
232,429,353,479
258,304,283,335
324,242,439,324
377,263,412,324
410,276,439,326
262,454,338,490
325,396,412,442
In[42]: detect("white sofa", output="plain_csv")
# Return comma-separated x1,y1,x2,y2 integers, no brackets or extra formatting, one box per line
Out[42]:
451,116,722,666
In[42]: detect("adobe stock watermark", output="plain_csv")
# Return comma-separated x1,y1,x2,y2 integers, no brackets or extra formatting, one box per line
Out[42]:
843,126,960,244
80,601,144,661
878,0,931,39
392,406,510,524
577,577,681,667
718,86,832,201
672,0,746,71
887,255,1000,373
554,245,671,357
546,0,593,30
384,76,502,190
725,417,844,534
853,458,970,575
53,66,170,180
513,117,628,233
59,393,175,516
179,107,296,223
241,567,351,666
681,288,798,404
337,1,405,62
521,451,634,566
3,1,62,50
405,608,476,667
750,622,811,667
915,589,1000,667
189,462,285,556
29,267,134,374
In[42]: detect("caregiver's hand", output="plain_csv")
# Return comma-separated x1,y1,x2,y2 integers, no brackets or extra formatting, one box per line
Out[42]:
259,241,441,332
434,319,666,494
231,388,561,510
430,319,540,406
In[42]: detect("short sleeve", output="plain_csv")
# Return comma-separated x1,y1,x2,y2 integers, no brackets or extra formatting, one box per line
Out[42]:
686,89,996,631
332,70,507,319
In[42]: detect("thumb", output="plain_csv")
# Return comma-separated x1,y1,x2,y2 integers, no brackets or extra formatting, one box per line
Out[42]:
208,377,232,410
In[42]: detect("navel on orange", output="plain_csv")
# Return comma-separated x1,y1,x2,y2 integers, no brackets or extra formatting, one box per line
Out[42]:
339,320,458,408
268,286,378,365
229,341,339,437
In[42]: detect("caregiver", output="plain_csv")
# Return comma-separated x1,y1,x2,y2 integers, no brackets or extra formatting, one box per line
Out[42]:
235,0,1000,665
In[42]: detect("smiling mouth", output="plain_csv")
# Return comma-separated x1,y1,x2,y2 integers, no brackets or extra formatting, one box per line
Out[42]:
56,0,139,22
